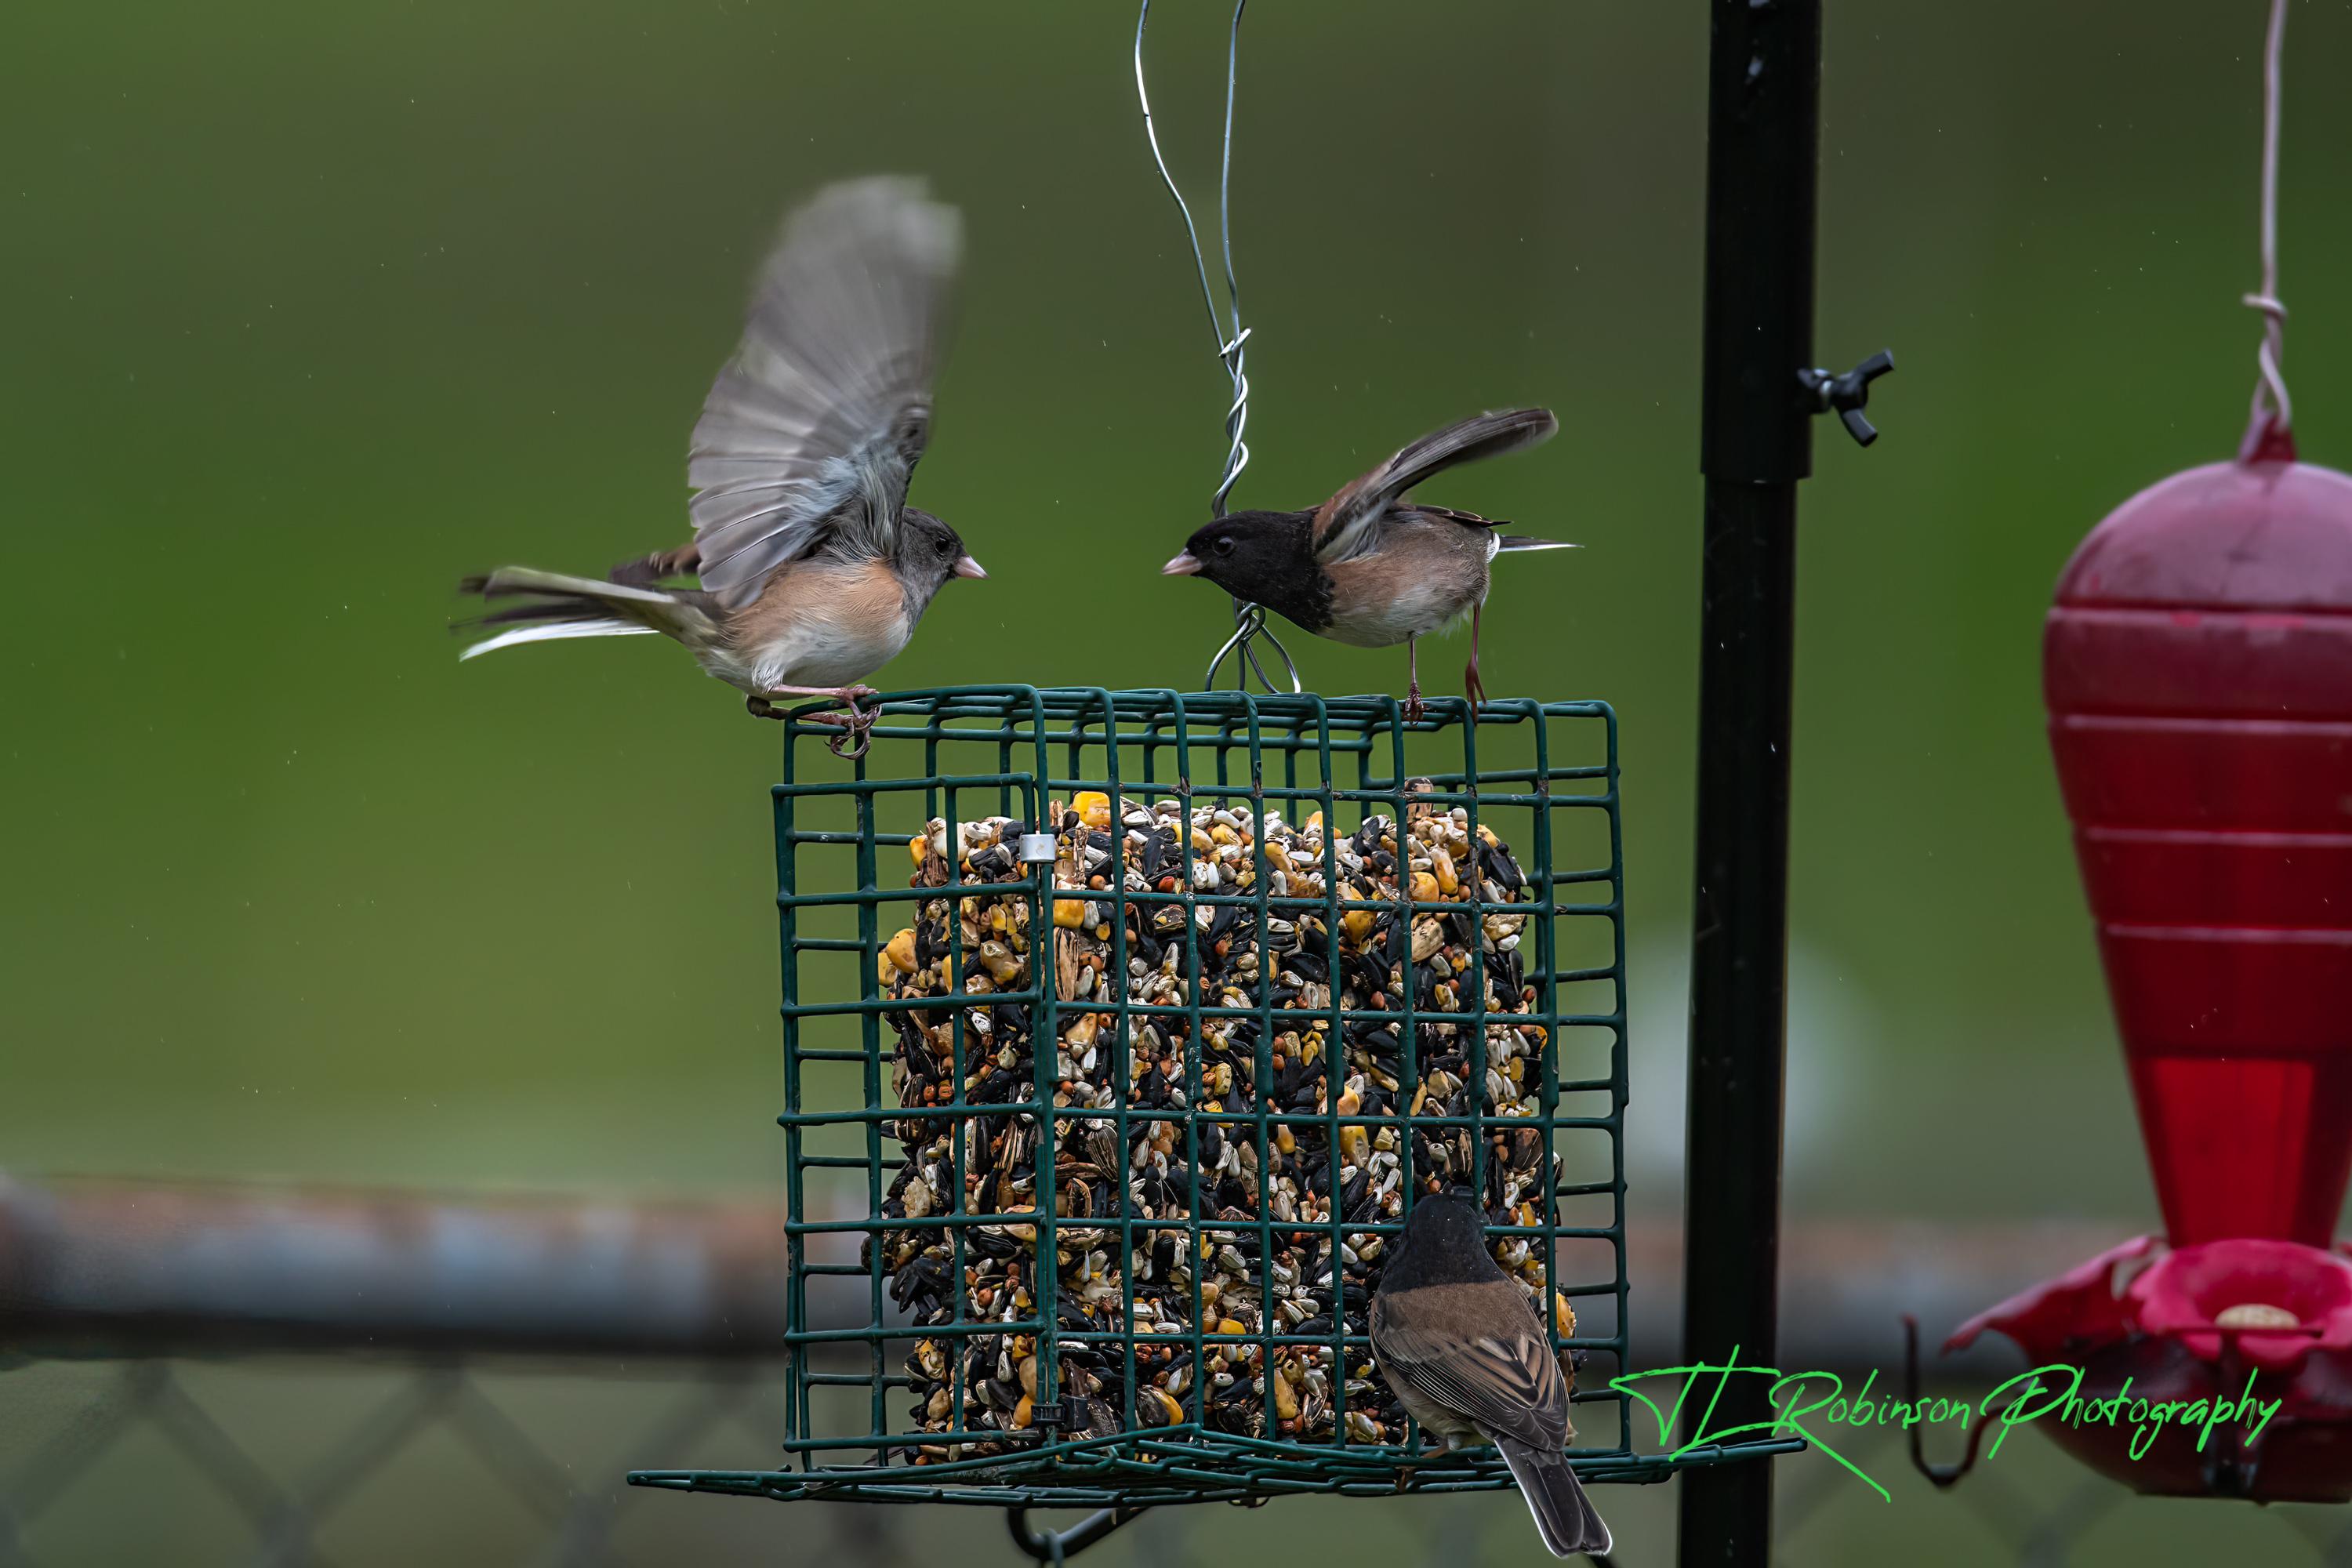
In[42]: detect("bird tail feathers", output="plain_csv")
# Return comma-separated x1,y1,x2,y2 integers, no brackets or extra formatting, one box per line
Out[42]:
453,566,716,661
1497,1437,1612,1559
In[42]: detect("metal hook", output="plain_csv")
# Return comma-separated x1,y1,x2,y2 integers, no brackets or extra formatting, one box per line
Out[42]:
1798,349,1895,447
1900,1315,1998,1488
1005,1504,1150,1564
1203,596,1301,694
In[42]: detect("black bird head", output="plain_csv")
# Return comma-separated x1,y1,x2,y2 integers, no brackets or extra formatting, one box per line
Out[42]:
1380,1190,1505,1292
1162,510,1329,630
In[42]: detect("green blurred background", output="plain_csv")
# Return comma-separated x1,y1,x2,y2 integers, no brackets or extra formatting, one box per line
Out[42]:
3,0,2349,1561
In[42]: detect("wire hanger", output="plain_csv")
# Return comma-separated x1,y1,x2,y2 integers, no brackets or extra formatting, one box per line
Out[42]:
1134,0,1301,695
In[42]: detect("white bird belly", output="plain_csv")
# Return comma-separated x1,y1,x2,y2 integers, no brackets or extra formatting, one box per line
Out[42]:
1325,578,1479,648
744,611,912,690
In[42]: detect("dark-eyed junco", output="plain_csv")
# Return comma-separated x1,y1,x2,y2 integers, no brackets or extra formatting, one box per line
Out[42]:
1161,408,1571,720
456,176,985,746
1370,1192,1612,1559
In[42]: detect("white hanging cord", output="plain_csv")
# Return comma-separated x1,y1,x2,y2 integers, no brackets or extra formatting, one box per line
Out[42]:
2241,0,2292,447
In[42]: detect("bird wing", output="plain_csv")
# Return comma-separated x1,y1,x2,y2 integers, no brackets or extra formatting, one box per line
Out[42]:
1309,408,1556,566
687,177,963,611
1411,505,1501,530
1370,1281,1573,1453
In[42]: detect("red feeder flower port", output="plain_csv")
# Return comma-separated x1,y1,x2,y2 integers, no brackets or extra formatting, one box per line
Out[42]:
1937,1238,2352,1502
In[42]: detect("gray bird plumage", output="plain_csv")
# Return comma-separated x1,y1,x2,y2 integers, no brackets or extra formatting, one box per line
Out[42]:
454,178,982,737
688,176,963,608
1370,1194,1613,1559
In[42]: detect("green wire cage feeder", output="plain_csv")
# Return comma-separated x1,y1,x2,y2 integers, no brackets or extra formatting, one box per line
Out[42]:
628,687,1797,1546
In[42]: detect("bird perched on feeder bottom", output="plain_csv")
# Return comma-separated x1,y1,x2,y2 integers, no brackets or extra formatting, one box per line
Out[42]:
1161,408,1571,720
454,176,985,747
1370,1192,1612,1559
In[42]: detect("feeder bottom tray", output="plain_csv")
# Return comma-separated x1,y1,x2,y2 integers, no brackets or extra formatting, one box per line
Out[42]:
627,1432,1806,1508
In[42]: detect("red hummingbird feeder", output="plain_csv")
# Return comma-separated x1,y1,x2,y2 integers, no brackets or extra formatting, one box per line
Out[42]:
1929,435,2352,1505
1916,0,2352,1503
2046,442,2352,1250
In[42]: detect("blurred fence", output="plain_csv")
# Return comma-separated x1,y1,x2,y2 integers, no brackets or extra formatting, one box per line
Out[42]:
5,1176,2351,1566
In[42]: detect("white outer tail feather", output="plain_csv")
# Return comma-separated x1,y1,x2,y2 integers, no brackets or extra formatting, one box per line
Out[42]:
458,564,720,662
459,622,662,660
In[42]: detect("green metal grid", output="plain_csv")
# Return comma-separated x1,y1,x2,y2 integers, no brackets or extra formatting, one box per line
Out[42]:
630,685,1798,1508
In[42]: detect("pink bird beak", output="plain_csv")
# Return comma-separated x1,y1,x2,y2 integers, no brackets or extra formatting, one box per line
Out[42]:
1162,552,1203,576
953,554,989,579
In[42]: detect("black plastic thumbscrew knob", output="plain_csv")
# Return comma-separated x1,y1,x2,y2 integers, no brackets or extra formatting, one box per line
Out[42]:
1798,350,1896,447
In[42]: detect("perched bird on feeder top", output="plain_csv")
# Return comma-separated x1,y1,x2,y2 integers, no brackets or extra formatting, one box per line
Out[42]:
454,176,985,750
1161,408,1571,719
1369,1192,1613,1559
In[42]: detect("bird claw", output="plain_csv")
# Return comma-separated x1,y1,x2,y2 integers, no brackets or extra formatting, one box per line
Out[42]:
1401,690,1427,725
746,686,882,760
822,706,876,760
815,686,882,760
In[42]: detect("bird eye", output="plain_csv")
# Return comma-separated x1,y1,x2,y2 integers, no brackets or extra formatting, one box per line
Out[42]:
1213,536,1236,557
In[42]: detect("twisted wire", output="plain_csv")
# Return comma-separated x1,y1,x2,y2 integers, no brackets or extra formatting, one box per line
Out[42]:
2242,0,2292,442
1134,0,1300,693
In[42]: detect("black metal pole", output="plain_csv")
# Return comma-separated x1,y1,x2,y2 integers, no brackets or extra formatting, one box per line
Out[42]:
1679,1,1820,1564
